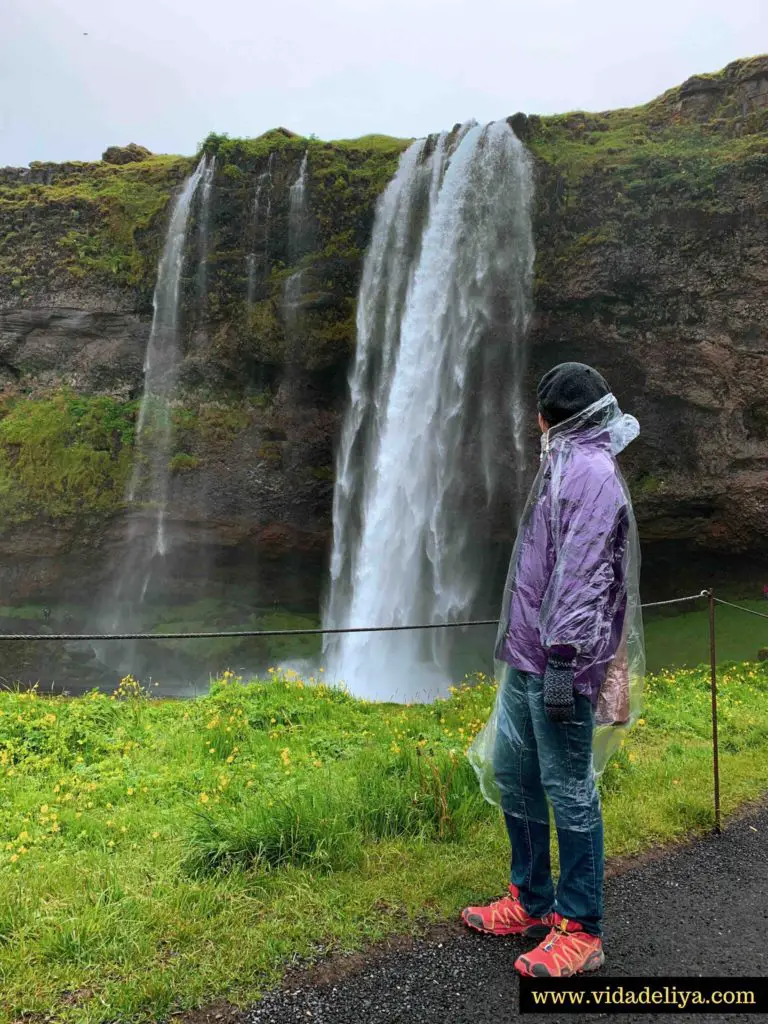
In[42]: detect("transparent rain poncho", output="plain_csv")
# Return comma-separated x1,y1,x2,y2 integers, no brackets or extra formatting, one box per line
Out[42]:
468,393,645,809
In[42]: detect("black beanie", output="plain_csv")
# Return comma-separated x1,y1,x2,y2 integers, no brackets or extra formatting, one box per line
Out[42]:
537,362,611,427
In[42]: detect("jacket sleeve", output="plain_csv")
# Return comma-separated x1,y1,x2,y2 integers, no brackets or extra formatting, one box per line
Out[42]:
539,459,628,660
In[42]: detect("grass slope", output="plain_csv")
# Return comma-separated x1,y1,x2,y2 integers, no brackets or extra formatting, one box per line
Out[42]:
644,599,768,672
2,661,768,1022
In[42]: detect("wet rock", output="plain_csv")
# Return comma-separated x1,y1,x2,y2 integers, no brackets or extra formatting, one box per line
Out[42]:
0,307,146,394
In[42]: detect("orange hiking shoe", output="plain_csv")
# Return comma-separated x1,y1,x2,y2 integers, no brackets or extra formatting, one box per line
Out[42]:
461,884,554,938
515,914,604,977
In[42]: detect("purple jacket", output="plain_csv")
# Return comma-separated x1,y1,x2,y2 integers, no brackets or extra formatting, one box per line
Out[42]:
497,428,630,705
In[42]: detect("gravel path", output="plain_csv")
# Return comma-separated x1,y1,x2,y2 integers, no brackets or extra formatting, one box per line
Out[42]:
245,805,768,1024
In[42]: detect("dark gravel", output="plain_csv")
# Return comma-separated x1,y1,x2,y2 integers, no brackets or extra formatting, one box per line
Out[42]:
244,806,768,1024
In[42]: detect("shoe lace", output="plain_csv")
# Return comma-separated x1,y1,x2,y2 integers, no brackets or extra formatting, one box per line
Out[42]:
491,893,516,909
543,917,571,949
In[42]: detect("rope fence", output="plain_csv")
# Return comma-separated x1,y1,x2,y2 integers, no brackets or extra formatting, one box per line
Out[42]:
0,590,712,643
2,586,767,837
713,596,768,621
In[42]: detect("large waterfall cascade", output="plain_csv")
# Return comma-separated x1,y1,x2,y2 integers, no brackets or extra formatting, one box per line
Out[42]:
323,122,535,702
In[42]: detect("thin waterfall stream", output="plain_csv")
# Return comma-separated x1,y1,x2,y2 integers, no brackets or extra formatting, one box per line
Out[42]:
281,150,311,401
95,154,213,678
195,155,216,313
246,152,274,307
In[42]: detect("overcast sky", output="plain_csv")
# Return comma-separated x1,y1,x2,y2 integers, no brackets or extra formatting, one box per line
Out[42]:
2,0,765,166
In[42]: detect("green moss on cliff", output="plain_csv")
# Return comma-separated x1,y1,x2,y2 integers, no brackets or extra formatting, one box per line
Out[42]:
530,112,768,202
528,56,768,312
0,155,191,298
193,131,408,376
310,136,409,256
0,391,262,524
172,401,251,445
169,452,200,474
0,393,137,525
529,55,768,205
201,129,306,166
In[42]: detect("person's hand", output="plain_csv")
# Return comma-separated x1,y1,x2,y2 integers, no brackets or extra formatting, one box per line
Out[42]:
543,655,575,722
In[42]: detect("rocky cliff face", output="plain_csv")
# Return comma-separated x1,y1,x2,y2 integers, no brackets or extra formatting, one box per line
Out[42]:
0,59,766,635
525,56,768,574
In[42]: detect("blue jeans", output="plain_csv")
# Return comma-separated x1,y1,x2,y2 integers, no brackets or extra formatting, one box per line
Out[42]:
492,666,604,936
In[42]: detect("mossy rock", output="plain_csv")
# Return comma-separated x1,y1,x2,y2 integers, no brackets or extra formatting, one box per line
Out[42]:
102,144,153,165
0,153,192,296
169,452,200,474
0,391,137,525
256,443,282,467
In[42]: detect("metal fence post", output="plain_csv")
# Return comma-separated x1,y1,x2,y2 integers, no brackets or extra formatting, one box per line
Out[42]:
708,589,721,834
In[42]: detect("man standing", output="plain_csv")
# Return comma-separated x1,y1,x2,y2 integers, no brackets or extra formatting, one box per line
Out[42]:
465,362,644,978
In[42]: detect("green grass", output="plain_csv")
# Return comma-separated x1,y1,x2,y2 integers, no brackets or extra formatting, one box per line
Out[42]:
1,660,767,1022
644,600,768,672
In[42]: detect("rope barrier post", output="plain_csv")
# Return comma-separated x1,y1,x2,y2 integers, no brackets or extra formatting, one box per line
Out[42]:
707,589,722,835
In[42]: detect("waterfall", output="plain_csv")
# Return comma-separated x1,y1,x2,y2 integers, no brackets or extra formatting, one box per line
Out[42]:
245,153,274,307
323,122,535,702
128,154,208,539
195,155,216,310
281,151,311,398
288,150,309,260
283,268,305,360
99,155,209,670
